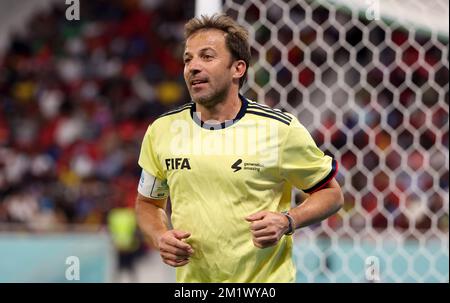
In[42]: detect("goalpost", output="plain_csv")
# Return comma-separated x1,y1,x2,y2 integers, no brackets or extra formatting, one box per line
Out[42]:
196,0,449,282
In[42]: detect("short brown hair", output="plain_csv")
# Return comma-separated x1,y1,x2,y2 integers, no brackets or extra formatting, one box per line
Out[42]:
184,14,251,88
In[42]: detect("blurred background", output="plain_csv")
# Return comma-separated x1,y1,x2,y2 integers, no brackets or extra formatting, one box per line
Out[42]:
0,0,448,282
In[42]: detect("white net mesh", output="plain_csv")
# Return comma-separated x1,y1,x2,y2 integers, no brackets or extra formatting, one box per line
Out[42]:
223,0,449,282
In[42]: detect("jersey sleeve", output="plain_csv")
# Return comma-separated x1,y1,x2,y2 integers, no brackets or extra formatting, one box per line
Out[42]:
279,117,338,193
138,123,166,181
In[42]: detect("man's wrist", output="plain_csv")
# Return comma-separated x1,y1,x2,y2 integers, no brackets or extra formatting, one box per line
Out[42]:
281,211,295,235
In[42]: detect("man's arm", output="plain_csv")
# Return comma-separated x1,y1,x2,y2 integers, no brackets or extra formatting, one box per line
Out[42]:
135,193,194,267
289,178,343,229
246,178,343,248
135,193,169,248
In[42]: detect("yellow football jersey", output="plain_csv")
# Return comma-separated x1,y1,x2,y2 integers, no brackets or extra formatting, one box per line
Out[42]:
138,94,337,282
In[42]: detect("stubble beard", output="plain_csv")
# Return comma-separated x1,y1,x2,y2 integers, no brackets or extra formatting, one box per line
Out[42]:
191,81,231,109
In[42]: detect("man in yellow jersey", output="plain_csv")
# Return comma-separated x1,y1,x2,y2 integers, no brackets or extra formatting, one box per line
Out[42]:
135,14,344,282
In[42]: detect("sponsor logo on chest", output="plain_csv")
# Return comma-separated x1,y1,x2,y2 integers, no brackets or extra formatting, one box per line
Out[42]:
231,159,264,172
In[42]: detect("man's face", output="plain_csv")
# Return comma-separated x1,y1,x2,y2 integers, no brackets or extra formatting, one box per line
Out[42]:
183,29,234,108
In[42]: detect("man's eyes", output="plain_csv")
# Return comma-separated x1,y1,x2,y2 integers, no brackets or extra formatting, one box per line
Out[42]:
183,54,214,64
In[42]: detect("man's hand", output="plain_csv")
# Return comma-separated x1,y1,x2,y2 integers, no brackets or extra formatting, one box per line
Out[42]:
158,230,194,267
245,211,290,249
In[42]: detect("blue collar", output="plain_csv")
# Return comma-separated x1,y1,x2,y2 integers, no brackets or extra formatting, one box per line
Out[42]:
190,94,248,130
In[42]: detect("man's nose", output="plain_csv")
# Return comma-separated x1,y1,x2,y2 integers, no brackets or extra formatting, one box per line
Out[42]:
187,58,202,75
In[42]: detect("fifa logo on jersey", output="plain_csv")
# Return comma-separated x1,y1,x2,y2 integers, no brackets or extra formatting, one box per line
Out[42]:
165,158,191,170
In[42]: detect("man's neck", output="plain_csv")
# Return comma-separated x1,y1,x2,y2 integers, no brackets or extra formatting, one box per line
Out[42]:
195,92,242,123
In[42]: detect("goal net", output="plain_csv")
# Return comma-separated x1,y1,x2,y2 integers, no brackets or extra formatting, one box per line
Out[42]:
222,0,449,282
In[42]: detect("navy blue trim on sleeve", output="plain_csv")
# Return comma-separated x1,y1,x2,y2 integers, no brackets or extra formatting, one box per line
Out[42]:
303,159,338,194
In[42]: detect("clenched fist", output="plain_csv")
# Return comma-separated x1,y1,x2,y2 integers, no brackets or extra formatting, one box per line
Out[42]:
158,230,194,267
245,211,290,248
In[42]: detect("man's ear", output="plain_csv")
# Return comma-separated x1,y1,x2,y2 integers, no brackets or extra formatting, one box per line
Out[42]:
232,60,247,81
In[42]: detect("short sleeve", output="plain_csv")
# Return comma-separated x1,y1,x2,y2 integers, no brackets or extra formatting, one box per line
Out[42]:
138,124,166,181
280,118,338,193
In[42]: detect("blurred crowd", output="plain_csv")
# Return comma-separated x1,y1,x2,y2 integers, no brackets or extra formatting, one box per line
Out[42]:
0,0,193,231
0,0,448,240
